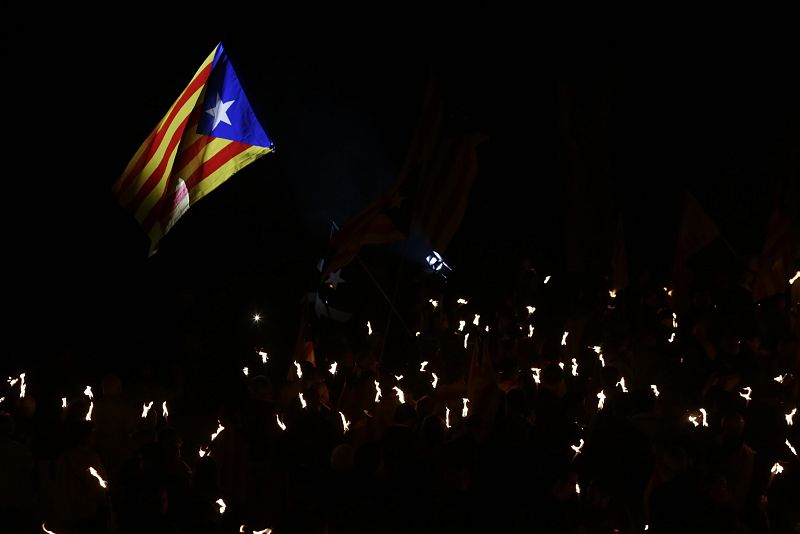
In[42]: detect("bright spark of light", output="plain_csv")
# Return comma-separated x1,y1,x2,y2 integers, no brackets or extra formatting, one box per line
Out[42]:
458,320,466,332
85,402,93,421
395,375,404,382
299,393,307,409
253,314,261,323
83,385,93,399
429,299,438,309
739,387,752,406
420,361,428,372
19,373,26,398
367,321,373,335
689,415,699,427
597,390,606,410
561,331,569,346
774,374,786,384
531,368,541,385
790,271,800,285
211,420,225,441
700,408,708,427
374,381,382,403
329,362,338,375
258,350,269,363
242,367,249,376
339,411,351,433
162,401,169,418
571,438,584,460
571,358,579,377
672,313,678,329
543,275,551,284
457,298,468,305
462,398,469,418
786,408,796,426
651,385,660,397
668,333,675,343
473,314,480,326
431,373,439,389
142,401,153,418
609,288,617,298
61,397,67,408
616,377,628,393
216,498,226,514
415,331,421,337
88,467,107,488
528,324,534,338
41,523,58,534
464,333,469,349
393,386,405,404
294,361,303,380
445,407,451,429
771,462,784,475
276,414,286,431
786,439,797,456
526,306,536,316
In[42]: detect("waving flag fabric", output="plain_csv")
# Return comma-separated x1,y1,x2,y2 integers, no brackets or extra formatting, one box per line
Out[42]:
113,43,273,254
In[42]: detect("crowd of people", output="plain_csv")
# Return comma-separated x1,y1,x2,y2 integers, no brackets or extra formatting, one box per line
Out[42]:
1,260,798,533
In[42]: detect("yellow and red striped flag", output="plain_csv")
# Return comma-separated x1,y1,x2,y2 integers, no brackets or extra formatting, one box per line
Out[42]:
113,43,273,254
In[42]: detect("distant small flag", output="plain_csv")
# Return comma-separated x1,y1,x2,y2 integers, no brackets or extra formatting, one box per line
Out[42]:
113,43,273,254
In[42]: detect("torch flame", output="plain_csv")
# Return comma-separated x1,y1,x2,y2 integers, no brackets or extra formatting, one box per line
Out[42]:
571,358,579,377
526,305,536,316
543,275,551,284
395,375,404,381
484,325,489,332
558,362,565,370
464,333,469,349
19,373,26,398
531,367,541,385
528,324,534,338
575,482,581,495
85,402,93,421
242,367,249,376
651,385,660,397
199,447,208,458
597,390,606,410
374,380,382,403
216,498,226,514
415,331,421,337
457,298,468,305
786,408,796,426
431,373,439,389
8,376,18,386
672,313,678,329
367,321,373,335
276,414,286,431
790,270,800,285
458,320,466,332
162,401,169,419
329,362,338,375
609,288,617,298
294,361,303,380
561,331,569,346
445,407,451,429
473,314,480,326
83,385,92,399
787,439,798,456
462,398,469,418
771,462,784,475
42,523,58,534
616,377,628,393
88,466,107,488
142,401,154,418
258,350,269,363
700,408,708,427
668,333,675,343
299,393,307,409
339,411,351,433
253,529,272,534
429,299,438,308
571,438,584,460
420,361,428,372
211,420,225,441
62,397,67,408
739,386,752,406
393,386,405,404
689,415,699,427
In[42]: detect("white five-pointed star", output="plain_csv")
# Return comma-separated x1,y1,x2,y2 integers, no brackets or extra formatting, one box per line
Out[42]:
205,93,235,130
326,269,346,289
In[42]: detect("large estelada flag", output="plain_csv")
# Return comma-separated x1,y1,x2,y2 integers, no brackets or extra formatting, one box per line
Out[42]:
113,43,273,254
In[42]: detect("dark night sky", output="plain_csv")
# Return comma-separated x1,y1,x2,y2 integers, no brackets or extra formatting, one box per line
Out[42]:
3,19,798,365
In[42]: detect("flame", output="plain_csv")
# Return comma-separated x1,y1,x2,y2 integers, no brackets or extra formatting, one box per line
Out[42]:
786,408,796,426
367,321,373,335
142,401,154,418
609,288,617,298
83,385,93,399
558,362,565,370
689,415,699,427
484,325,489,332
253,529,272,534
216,498,226,514
431,373,439,389
19,373,26,398
458,320,466,332
771,462,784,475
561,331,569,346
199,447,208,458
528,324,534,338
253,314,261,323
258,350,269,363
462,398,469,418
294,361,303,380
575,482,581,495
739,386,752,406
62,397,67,408
374,380,382,403
668,332,675,343
787,439,798,456
299,393,307,409
531,368,541,385
616,377,628,393
599,354,606,367
571,438,584,460
420,361,428,372
700,408,708,427
571,358,579,377
85,402,93,421
395,375,404,381
42,523,58,534
445,407,451,429
0,396,4,404
211,420,225,441
393,386,405,404
242,367,249,376
543,275,551,284
457,298,468,305
88,466,107,488
774,374,785,384
790,270,800,285
339,411,351,433
526,305,536,316
473,314,480,326
415,331,421,337
597,390,606,410
275,414,286,431
429,299,438,309
329,362,338,375
162,401,169,418
8,376,18,387
591,345,601,354
672,313,678,329
464,333,469,349
651,385,660,397
240,527,246,534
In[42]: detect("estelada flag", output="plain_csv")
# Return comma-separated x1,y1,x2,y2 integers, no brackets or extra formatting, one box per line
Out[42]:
113,43,273,254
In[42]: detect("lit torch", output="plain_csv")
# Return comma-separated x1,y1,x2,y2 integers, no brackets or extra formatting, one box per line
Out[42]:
88,467,107,489
700,408,708,427
786,408,796,426
651,385,660,397
531,368,541,385
211,420,225,441
299,393,307,409
457,298,468,305
429,299,438,309
526,306,536,316
393,386,405,404
19,373,26,398
258,350,269,363
597,390,606,411
367,321,373,336
458,320,466,332
162,401,169,419
83,385,93,400
420,361,428,372
374,380,382,403
294,361,303,380
528,324,534,338
787,439,798,456
276,414,286,431
561,331,569,346
464,333,469,349
216,498,226,514
571,358,579,377
571,438,584,460
339,411,351,433
329,362,338,376
142,401,154,418
462,398,469,418
431,373,439,389
473,314,480,326
85,402,93,422
616,377,628,393
739,386,752,406
774,374,786,384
